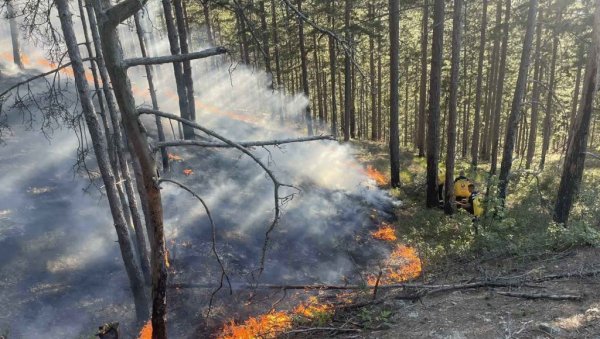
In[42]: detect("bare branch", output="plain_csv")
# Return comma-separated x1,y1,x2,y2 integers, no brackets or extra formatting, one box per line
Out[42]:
122,47,227,69
583,151,600,160
138,108,292,278
157,177,232,317
496,291,583,301
103,0,148,28
152,135,334,150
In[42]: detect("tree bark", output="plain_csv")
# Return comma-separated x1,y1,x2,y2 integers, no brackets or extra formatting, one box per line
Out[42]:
470,0,488,166
553,0,600,224
57,0,149,321
173,0,197,125
444,0,463,215
93,0,169,334
297,0,314,136
417,0,429,157
498,0,538,201
540,5,562,169
343,0,352,141
370,3,377,141
7,0,24,69
426,0,444,208
490,0,511,175
389,0,400,187
328,0,337,137
526,8,543,169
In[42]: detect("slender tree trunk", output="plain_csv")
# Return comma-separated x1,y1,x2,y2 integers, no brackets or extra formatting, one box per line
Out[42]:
377,37,383,140
133,11,169,172
202,1,215,46
417,0,429,156
259,0,272,78
554,0,600,224
297,0,314,136
343,0,352,141
370,3,377,141
7,0,24,69
404,61,409,147
540,5,562,169
526,8,543,169
161,0,193,139
313,33,324,129
328,1,337,137
57,0,149,321
426,0,444,208
490,0,511,174
470,0,488,166
389,0,400,187
173,0,196,123
566,60,583,149
444,0,463,214
498,0,537,201
271,0,282,91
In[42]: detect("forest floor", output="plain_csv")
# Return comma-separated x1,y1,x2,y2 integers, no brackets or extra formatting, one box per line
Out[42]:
282,141,600,339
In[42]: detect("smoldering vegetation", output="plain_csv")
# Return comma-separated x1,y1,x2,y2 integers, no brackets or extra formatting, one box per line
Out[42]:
0,11,400,338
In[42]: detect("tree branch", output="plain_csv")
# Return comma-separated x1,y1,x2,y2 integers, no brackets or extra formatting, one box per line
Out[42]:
122,47,227,68
138,108,294,279
496,291,583,301
103,0,148,28
152,135,334,150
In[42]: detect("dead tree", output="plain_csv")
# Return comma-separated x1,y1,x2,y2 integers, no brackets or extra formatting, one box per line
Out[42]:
55,0,149,321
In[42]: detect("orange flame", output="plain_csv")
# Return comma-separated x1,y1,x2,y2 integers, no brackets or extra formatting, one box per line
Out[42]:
168,153,183,161
365,165,388,186
183,168,193,176
137,320,152,339
219,311,292,339
292,296,332,319
368,245,422,285
371,224,397,241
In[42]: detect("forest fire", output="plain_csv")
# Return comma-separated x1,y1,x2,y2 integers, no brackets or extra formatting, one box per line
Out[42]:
168,153,183,161
219,311,292,339
137,320,152,339
183,168,193,176
371,223,397,241
368,245,422,285
293,296,332,319
365,165,388,186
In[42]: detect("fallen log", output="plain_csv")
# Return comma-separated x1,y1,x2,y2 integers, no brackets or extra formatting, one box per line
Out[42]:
496,291,583,301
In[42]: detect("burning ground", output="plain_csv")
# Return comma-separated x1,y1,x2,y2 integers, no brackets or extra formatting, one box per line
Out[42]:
0,51,421,337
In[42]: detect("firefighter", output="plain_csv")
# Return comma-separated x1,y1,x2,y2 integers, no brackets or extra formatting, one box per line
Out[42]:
457,183,483,217
453,170,471,204
437,167,445,204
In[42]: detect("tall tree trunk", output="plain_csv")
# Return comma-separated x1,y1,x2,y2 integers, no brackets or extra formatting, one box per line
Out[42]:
490,0,511,174
202,1,215,46
93,0,171,334
526,8,543,169
566,59,583,149
133,11,169,172
271,0,282,91
482,0,503,161
470,0,488,166
540,5,562,169
57,0,149,321
498,0,537,201
404,61,409,147
343,0,352,141
173,0,197,123
328,0,337,137
162,0,193,139
554,0,600,224
377,37,383,140
444,0,463,215
426,0,444,208
313,33,324,129
417,0,429,157
7,0,24,69
297,0,314,136
259,0,272,78
370,3,377,141
389,0,400,187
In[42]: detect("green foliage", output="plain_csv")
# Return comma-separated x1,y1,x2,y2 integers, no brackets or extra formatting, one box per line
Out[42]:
357,306,393,328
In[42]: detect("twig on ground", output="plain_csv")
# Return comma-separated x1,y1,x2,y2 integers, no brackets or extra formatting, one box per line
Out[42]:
496,291,583,301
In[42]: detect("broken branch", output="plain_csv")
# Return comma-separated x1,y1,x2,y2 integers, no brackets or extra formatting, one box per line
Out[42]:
152,135,335,150
122,47,227,68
